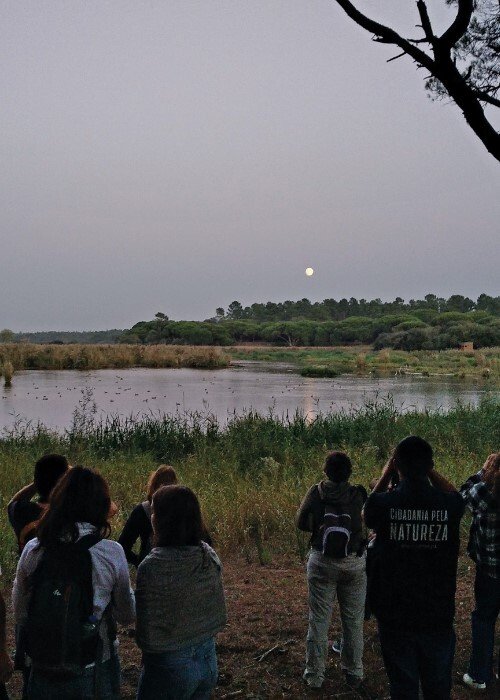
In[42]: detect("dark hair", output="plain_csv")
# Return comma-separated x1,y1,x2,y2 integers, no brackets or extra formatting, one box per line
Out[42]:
324,451,352,483
152,485,205,547
34,454,69,501
146,465,178,502
37,466,111,548
393,436,433,479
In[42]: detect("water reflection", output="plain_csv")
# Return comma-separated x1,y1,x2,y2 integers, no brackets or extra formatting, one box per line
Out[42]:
0,362,495,432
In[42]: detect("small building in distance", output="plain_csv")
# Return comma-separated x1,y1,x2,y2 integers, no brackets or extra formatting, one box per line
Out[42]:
459,341,474,351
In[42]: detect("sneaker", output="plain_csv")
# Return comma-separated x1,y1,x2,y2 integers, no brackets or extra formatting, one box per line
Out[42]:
331,638,343,654
463,673,486,690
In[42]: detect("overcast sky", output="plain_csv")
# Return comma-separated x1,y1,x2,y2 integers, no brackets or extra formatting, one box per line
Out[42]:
1,1,499,331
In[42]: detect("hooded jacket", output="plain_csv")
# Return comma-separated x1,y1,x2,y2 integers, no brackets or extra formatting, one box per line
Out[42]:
296,479,367,554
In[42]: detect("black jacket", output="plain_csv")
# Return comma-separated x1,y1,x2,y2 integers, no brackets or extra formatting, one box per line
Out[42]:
364,478,465,631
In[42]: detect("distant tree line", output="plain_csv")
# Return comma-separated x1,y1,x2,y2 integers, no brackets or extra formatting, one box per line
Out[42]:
214,293,500,322
120,294,500,350
0,329,124,344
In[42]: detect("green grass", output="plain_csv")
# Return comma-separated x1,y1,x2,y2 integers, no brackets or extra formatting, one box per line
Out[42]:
229,346,500,382
1,397,498,578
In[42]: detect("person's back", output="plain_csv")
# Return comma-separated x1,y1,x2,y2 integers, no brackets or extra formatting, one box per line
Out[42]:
12,466,135,700
364,436,464,700
460,453,500,690
136,542,226,653
118,465,178,567
135,485,226,700
296,451,367,690
365,478,463,630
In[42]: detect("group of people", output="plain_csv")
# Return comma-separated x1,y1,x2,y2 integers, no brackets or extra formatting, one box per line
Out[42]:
1,457,226,699
296,439,500,698
0,441,497,700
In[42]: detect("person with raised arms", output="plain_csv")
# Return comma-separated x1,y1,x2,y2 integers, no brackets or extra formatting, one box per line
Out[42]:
364,436,464,700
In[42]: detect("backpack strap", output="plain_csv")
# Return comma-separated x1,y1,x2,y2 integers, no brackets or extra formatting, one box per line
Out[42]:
73,533,102,552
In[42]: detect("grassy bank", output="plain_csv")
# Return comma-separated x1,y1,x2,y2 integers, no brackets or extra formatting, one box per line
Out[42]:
0,398,498,578
230,345,500,381
2,343,498,382
0,343,230,372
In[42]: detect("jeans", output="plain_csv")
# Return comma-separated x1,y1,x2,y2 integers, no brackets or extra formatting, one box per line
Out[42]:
377,622,455,700
27,655,121,700
468,566,500,684
137,637,218,700
304,549,366,684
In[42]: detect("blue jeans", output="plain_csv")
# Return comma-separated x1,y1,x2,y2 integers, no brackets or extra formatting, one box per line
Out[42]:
27,655,121,700
377,623,455,700
468,566,500,684
137,638,217,700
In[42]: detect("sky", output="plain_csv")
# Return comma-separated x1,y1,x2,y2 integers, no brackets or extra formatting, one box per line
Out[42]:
1,1,499,331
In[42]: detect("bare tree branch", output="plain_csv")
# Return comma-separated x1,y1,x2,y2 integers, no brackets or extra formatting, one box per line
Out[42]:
332,0,500,162
387,52,406,63
333,0,435,71
416,1,436,48
440,0,474,49
473,90,500,108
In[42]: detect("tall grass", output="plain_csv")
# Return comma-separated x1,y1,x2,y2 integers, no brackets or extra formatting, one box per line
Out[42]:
0,398,497,577
1,361,14,387
231,346,500,380
0,343,230,371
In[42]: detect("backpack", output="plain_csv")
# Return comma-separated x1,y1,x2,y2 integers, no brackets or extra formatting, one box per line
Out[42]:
26,533,102,678
318,485,367,559
320,505,352,558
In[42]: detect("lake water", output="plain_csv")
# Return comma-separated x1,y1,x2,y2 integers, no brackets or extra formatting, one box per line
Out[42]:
0,361,495,432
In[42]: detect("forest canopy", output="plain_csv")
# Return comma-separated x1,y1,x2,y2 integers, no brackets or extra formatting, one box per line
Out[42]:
119,294,500,350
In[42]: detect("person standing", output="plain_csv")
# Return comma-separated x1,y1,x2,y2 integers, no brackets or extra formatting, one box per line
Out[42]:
135,485,226,700
461,452,500,690
364,436,464,700
296,451,367,690
7,454,69,553
118,465,178,567
13,466,135,699
0,567,14,700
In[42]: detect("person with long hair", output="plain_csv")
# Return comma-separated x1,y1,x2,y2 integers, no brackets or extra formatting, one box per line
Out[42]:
135,485,226,700
118,465,178,567
461,452,500,690
12,466,135,699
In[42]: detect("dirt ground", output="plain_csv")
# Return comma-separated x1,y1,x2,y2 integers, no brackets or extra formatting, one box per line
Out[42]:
4,555,499,699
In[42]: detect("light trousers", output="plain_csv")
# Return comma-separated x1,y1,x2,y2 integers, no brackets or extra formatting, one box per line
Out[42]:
304,549,366,684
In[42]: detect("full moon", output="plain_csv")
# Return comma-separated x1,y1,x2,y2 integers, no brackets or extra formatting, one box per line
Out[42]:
305,267,314,277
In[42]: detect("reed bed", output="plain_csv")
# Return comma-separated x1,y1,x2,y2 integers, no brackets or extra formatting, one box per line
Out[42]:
0,398,497,577
0,343,230,371
231,346,500,380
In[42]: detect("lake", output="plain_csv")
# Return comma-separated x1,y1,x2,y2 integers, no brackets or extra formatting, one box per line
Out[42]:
0,361,495,433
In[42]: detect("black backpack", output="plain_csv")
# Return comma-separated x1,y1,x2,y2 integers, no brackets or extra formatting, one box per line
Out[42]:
318,484,367,559
320,504,353,558
26,534,102,678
